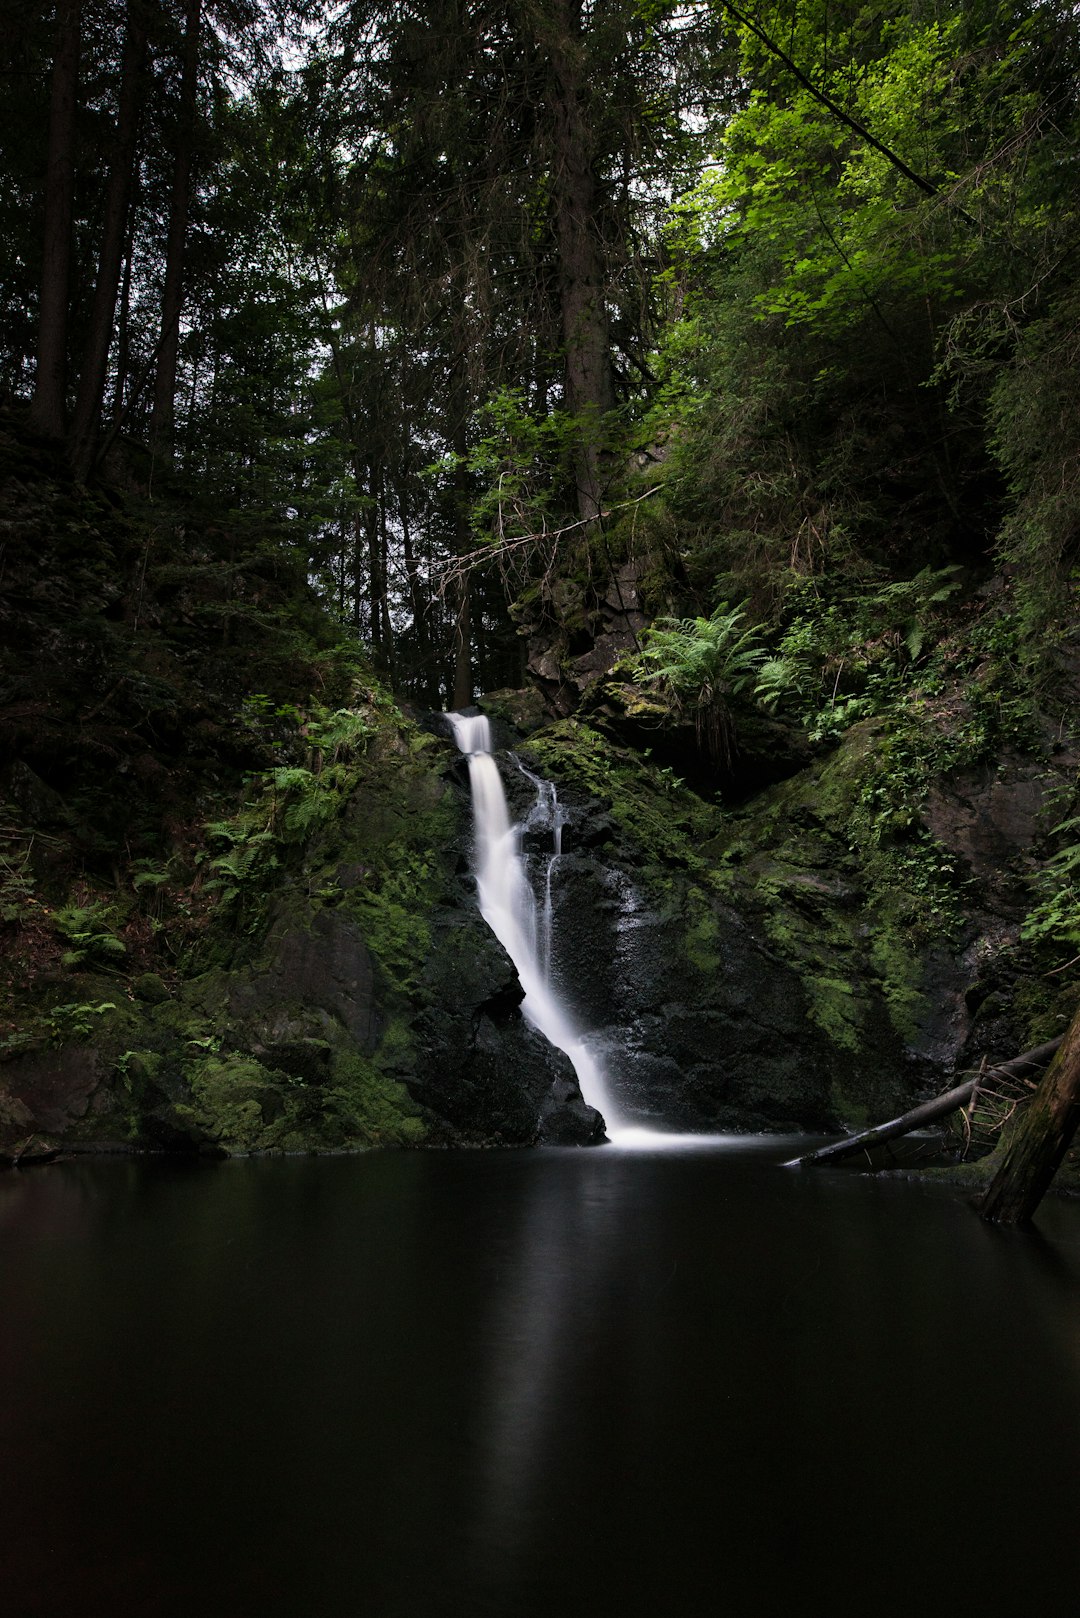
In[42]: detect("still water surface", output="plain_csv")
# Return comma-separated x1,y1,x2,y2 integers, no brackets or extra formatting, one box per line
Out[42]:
3,1139,1080,1617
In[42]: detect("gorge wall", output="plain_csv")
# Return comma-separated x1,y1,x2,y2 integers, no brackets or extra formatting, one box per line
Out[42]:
5,682,1074,1160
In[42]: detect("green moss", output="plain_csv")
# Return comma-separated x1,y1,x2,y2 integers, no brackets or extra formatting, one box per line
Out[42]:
333,757,457,998
868,928,925,1044
802,971,861,1053
352,877,433,994
522,718,724,871
683,885,722,973
173,1044,426,1155
1011,975,1080,1047
827,1080,870,1130
326,1050,426,1146
372,1015,418,1080
179,1054,283,1152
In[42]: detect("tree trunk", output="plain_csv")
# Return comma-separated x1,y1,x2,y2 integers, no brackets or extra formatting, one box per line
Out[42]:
378,490,397,683
111,208,136,422
400,487,429,684
70,0,148,479
29,0,81,440
451,573,472,709
451,414,472,708
979,1010,1080,1224
151,0,203,461
366,495,382,650
537,0,615,523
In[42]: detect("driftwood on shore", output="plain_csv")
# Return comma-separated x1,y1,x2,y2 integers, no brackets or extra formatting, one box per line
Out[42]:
785,1038,1065,1168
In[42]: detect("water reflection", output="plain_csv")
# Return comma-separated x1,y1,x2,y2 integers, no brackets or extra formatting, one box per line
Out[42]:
2,1147,1080,1616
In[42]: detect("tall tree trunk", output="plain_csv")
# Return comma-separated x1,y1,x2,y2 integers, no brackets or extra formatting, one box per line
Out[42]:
352,509,364,631
451,571,472,709
151,0,203,461
367,458,384,655
70,0,148,479
111,208,136,422
400,485,430,692
979,1005,1080,1224
451,416,472,708
537,0,615,523
29,0,81,440
378,491,397,685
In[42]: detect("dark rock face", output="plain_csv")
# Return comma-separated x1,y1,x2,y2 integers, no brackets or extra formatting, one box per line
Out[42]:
7,697,1069,1160
924,756,1055,882
523,561,650,716
541,850,878,1132
228,907,384,1053
0,1045,106,1150
493,713,1078,1136
410,909,605,1145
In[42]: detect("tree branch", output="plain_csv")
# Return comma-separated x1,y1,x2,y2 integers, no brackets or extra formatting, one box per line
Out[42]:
715,0,979,228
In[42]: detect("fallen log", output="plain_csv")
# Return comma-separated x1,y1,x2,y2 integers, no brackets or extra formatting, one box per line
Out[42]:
785,1038,1064,1168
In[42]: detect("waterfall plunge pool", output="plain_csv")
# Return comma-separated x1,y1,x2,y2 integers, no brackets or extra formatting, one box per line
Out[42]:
4,1143,1080,1617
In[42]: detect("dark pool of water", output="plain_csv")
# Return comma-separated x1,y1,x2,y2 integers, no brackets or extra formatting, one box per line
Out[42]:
3,1139,1080,1617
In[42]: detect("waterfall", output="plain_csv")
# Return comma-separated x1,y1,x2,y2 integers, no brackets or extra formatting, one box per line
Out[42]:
447,711,625,1136
513,756,566,983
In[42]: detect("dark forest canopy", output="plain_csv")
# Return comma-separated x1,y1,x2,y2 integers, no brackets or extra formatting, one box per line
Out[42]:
3,0,1080,703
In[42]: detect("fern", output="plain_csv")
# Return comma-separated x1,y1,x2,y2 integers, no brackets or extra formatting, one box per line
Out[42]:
633,603,765,765
269,766,316,794
282,788,339,838
52,901,127,969
1023,817,1080,948
307,707,374,763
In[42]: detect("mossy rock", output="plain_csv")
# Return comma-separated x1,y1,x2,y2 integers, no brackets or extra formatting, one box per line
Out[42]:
133,973,170,1005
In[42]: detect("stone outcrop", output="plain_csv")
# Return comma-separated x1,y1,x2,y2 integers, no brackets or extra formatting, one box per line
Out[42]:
4,694,1076,1161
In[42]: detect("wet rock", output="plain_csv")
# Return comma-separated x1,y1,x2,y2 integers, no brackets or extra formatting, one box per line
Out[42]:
410,907,596,1144
334,861,368,891
538,1072,607,1144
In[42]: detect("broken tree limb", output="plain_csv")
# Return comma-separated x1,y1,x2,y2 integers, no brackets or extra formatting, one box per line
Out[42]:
785,1038,1064,1168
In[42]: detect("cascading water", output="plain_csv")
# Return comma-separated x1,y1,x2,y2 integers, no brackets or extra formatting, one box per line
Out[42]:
513,756,566,983
447,711,625,1136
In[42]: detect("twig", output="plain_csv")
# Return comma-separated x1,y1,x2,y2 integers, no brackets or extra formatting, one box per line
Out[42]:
432,486,663,595
960,1056,986,1160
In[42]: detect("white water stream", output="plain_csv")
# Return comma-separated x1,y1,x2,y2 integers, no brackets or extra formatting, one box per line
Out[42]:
447,711,626,1136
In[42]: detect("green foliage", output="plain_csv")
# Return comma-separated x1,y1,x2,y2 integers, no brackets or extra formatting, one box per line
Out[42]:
987,291,1080,638
753,567,961,740
45,1000,119,1042
464,390,585,543
849,756,968,939
646,0,1080,668
306,707,375,762
201,699,378,922
52,903,127,971
1023,816,1080,949
636,602,764,698
0,820,35,923
632,602,765,763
